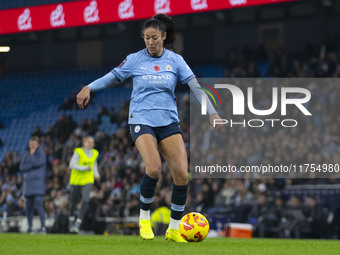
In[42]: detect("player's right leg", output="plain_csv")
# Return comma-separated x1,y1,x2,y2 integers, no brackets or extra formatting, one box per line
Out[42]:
134,131,162,240
77,183,93,232
69,185,80,233
158,134,188,243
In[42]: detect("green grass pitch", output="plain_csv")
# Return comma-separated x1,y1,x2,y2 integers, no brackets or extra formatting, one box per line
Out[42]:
0,234,339,255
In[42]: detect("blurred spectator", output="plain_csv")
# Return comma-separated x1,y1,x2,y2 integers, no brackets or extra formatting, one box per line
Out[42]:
248,194,271,237
58,92,78,111
1,152,21,177
97,106,111,125
44,199,56,218
279,196,305,238
5,185,17,217
265,196,285,237
151,206,171,236
109,107,117,123
51,199,69,233
81,118,98,136
19,136,47,233
53,115,77,143
68,136,100,234
214,180,237,207
31,126,44,138
0,183,15,217
302,197,327,238
233,182,254,206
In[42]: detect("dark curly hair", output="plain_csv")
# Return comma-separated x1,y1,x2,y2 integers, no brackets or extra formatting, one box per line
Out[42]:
142,14,176,50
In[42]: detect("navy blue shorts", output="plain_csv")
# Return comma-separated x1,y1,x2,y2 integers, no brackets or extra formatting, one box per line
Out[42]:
130,122,182,146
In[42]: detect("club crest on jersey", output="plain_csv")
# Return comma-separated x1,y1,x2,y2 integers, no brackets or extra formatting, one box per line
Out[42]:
134,125,141,133
166,65,173,71
154,65,160,71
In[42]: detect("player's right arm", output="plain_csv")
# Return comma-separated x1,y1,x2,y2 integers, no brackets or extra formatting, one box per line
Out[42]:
76,72,118,109
76,53,135,109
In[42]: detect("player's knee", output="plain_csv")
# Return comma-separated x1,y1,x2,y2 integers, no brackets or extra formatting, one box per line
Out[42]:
173,169,188,186
146,164,162,179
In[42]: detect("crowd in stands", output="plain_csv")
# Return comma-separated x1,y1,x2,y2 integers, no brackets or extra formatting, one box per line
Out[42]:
0,43,340,238
222,42,340,78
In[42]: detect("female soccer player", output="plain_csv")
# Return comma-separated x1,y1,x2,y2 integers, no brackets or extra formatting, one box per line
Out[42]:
76,14,219,242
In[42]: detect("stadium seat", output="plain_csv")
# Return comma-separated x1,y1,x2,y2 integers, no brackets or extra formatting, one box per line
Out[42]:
0,70,132,161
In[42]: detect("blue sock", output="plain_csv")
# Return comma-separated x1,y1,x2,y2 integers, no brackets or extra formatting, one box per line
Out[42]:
140,173,158,211
171,183,188,220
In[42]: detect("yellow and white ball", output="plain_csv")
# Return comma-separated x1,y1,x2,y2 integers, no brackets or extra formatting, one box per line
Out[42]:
179,212,209,242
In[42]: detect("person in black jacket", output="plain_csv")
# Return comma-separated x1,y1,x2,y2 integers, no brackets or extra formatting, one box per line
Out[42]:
302,196,326,238
19,136,47,233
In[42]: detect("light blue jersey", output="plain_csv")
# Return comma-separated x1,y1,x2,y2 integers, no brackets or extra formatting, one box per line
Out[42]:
112,48,195,127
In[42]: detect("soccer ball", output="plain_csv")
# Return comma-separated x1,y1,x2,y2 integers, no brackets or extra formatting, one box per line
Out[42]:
179,212,209,242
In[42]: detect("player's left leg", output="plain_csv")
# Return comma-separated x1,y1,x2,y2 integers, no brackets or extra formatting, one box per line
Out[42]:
158,134,188,242
77,183,93,231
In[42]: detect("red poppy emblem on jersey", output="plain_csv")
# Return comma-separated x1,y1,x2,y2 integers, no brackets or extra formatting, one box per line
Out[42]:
154,65,160,71
117,59,126,68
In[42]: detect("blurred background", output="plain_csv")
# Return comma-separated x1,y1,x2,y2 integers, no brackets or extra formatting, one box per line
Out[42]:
0,0,340,238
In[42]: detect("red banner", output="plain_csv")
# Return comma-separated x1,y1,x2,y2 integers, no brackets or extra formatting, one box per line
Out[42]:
0,0,296,35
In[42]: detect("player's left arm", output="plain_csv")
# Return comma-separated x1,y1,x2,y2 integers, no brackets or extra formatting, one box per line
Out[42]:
177,55,222,127
187,78,222,127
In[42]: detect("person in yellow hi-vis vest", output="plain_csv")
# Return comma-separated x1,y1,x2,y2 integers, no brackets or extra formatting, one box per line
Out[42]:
68,136,99,233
